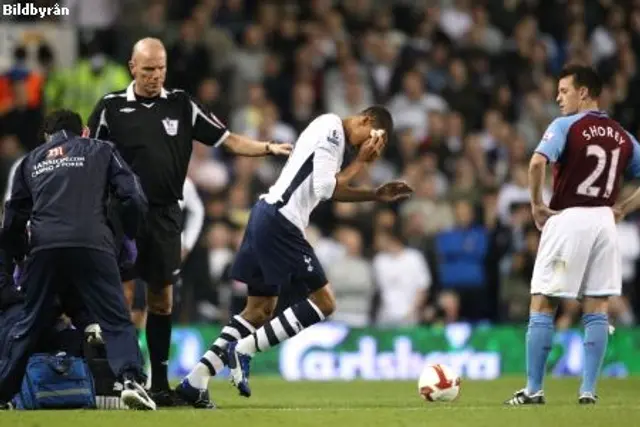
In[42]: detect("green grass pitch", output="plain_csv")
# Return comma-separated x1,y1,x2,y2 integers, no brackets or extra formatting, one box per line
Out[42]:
3,378,640,427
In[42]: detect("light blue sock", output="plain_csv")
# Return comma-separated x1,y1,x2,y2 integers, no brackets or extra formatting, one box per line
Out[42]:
580,313,609,395
526,312,554,394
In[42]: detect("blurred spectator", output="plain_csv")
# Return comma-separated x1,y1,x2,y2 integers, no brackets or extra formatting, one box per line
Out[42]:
327,226,374,327
0,46,44,151
44,42,129,123
497,163,551,224
190,1,237,75
188,143,229,194
232,25,268,106
287,81,320,134
372,222,432,327
441,58,483,129
517,90,554,150
196,77,231,123
196,222,234,322
121,0,178,60
465,5,504,55
503,224,539,322
590,5,625,64
439,0,473,43
245,101,297,145
434,199,489,321
387,70,448,141
325,57,374,118
400,173,454,238
167,19,211,93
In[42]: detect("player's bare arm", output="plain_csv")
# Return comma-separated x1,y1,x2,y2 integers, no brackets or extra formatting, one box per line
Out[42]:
332,134,413,202
613,187,640,222
222,133,293,157
529,152,558,230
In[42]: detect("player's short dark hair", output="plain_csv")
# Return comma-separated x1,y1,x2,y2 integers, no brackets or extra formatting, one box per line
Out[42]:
361,105,393,137
558,64,603,98
43,109,83,136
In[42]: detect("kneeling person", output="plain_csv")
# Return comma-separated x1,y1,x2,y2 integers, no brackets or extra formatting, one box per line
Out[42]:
0,110,154,410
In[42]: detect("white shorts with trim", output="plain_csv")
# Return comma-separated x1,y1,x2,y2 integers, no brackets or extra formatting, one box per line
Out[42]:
530,206,621,299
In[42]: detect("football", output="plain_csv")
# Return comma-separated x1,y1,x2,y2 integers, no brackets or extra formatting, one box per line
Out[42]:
418,363,461,402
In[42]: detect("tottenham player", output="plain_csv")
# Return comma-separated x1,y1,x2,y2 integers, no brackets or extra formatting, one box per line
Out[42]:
505,65,640,406
175,106,413,408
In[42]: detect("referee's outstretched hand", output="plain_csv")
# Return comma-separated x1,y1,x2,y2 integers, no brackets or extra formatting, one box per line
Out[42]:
375,181,414,203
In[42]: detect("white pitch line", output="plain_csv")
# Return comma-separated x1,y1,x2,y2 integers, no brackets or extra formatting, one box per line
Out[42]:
218,405,640,412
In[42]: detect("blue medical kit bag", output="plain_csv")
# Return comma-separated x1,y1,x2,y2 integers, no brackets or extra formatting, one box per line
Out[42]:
12,352,96,409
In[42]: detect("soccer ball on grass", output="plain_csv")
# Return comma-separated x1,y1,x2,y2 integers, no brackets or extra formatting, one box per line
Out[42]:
418,363,461,402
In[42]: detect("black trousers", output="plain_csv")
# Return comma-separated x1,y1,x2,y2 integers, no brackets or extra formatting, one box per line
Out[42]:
0,248,144,402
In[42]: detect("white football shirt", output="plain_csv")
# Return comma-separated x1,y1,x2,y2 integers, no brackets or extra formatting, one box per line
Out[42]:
262,113,346,232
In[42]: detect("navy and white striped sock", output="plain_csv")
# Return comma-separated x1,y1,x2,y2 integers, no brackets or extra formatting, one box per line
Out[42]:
186,315,255,389
236,299,325,355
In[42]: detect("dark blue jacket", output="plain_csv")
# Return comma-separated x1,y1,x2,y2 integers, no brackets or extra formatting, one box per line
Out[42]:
435,226,489,288
2,130,148,256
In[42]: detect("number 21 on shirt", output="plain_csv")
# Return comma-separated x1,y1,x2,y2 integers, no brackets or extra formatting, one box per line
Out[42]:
576,145,620,199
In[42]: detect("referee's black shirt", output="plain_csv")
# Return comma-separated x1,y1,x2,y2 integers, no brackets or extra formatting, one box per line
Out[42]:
87,82,229,206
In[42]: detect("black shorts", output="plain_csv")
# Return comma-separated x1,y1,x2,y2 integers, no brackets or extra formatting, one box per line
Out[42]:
111,202,182,288
230,200,328,297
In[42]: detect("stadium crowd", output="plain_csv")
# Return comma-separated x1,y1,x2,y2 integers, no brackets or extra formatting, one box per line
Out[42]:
1,0,640,327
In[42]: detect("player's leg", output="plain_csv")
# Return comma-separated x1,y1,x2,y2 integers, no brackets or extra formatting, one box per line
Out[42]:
64,248,155,410
228,282,335,397
526,295,558,395
123,279,136,310
579,296,609,404
140,205,183,404
131,279,147,331
228,223,333,397
234,283,335,355
506,212,589,405
186,296,273,383
178,219,271,408
578,218,621,404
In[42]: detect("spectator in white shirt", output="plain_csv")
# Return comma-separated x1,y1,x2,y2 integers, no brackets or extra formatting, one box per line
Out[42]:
372,222,431,327
387,70,448,141
326,226,374,327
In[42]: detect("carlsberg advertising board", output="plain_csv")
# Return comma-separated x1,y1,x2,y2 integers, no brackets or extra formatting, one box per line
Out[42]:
138,322,638,381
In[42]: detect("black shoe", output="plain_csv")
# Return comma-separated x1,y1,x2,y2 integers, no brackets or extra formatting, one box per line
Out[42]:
578,393,597,404
175,379,216,409
150,389,190,407
0,401,13,410
504,389,546,405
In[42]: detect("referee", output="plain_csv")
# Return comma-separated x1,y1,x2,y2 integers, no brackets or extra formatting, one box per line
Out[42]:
87,38,291,406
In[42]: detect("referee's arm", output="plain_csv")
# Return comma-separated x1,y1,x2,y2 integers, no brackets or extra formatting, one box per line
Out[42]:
189,97,292,157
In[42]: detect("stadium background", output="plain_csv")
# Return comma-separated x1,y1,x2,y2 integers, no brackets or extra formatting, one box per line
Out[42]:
1,0,640,381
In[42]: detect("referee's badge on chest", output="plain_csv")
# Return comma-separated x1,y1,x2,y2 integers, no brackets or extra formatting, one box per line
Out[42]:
162,117,179,136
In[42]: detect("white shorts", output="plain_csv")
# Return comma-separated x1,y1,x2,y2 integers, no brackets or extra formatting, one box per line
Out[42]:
530,206,621,299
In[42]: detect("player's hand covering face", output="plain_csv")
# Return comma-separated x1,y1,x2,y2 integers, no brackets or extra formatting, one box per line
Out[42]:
270,143,293,156
531,203,558,231
357,133,385,163
375,181,414,202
